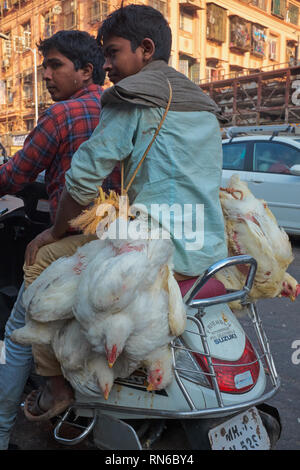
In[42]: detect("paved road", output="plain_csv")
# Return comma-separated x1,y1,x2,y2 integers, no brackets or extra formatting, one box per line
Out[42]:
256,235,300,450
4,238,300,451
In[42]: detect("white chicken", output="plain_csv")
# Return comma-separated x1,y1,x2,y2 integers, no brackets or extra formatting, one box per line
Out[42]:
143,345,174,391
51,318,93,372
11,317,66,346
73,219,185,359
218,174,299,307
61,352,136,400
18,208,186,399
22,239,114,323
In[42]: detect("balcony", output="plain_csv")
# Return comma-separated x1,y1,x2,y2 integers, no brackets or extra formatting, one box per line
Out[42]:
229,16,251,53
179,0,204,11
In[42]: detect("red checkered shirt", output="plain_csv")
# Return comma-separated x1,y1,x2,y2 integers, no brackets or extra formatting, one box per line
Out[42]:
0,84,120,223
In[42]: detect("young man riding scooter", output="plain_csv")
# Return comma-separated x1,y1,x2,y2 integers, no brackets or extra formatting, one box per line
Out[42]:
0,30,120,449
22,4,227,424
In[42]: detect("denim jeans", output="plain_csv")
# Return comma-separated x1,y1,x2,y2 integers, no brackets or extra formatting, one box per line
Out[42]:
0,283,34,449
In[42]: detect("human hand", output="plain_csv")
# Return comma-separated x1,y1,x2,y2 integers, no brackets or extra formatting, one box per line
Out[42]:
25,227,59,266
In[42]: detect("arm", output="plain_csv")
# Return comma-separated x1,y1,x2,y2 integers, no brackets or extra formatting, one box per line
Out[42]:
24,187,85,266
64,104,138,205
52,187,84,239
25,104,138,265
0,109,60,196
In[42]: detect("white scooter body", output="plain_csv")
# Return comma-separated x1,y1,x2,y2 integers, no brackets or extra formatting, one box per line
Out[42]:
53,255,280,450
74,303,265,416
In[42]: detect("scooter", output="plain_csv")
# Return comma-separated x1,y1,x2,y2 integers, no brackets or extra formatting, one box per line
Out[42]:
0,187,281,451
51,254,281,450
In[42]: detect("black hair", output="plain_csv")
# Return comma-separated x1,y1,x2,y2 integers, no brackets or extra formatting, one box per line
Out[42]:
37,30,105,85
97,4,172,63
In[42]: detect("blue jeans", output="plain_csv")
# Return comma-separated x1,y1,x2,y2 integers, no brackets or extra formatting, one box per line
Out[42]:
0,283,34,449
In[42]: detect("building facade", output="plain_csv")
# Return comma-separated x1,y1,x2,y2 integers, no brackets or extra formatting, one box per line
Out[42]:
0,0,299,141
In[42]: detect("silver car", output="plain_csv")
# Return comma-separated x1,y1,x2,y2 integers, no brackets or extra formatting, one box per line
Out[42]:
221,134,300,235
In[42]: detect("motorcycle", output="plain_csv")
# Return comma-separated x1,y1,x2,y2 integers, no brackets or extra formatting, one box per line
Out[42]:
0,176,50,338
0,185,281,451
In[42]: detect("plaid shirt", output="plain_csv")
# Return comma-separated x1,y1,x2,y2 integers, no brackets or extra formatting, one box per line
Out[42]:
0,84,120,223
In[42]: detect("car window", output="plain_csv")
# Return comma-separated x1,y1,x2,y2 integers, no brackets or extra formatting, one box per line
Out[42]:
253,142,300,174
222,143,247,170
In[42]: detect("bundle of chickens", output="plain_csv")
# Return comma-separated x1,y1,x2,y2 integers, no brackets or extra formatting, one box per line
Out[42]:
12,203,187,401
217,174,300,309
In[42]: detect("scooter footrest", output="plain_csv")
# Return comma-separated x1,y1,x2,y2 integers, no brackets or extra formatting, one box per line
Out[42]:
53,407,97,446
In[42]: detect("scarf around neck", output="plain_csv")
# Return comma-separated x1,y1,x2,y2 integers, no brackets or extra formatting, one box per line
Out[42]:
101,60,222,117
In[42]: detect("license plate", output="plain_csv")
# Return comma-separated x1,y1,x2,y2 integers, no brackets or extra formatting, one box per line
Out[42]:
208,407,271,450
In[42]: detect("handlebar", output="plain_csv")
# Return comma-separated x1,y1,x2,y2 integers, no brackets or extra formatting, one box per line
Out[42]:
183,255,257,308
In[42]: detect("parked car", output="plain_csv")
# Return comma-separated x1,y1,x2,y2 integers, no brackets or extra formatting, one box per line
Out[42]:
221,132,300,235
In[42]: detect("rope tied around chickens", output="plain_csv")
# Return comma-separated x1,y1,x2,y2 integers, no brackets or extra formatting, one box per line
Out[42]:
70,80,173,235
220,186,244,200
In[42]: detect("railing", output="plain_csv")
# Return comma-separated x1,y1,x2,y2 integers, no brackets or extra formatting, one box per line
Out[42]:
200,61,298,85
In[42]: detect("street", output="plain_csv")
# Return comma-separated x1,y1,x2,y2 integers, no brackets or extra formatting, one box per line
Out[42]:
254,235,300,450
3,237,300,451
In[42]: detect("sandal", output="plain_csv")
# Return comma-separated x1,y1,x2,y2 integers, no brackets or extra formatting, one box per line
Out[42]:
24,389,74,422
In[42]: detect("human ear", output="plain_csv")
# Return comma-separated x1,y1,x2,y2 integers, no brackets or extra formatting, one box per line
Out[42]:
141,38,155,62
81,62,94,81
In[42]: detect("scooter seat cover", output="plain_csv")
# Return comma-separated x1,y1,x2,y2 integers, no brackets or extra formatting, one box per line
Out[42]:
178,277,226,300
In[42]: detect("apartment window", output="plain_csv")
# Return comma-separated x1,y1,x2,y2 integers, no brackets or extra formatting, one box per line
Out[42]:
269,36,278,60
229,16,251,52
179,58,189,77
1,0,12,13
251,24,267,56
37,67,52,106
206,60,224,81
14,36,24,53
179,9,194,33
271,0,286,19
179,55,200,84
251,0,267,11
148,1,167,19
43,10,56,38
286,41,296,64
25,119,34,131
23,71,33,102
205,66,219,82
6,77,13,105
287,3,299,25
22,21,31,50
0,80,5,105
190,62,200,84
62,0,77,30
90,0,109,23
3,31,12,58
206,3,227,43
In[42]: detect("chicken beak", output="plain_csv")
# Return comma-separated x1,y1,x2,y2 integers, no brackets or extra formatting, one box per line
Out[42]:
146,383,155,392
107,344,118,368
103,384,110,400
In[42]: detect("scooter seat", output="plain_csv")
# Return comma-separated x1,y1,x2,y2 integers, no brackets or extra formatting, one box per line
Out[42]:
178,277,226,300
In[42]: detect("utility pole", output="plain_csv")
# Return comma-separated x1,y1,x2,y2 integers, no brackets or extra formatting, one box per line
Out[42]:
31,47,39,126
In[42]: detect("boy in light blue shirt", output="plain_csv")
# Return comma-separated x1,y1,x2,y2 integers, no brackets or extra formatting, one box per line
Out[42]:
27,4,227,278
24,4,227,419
